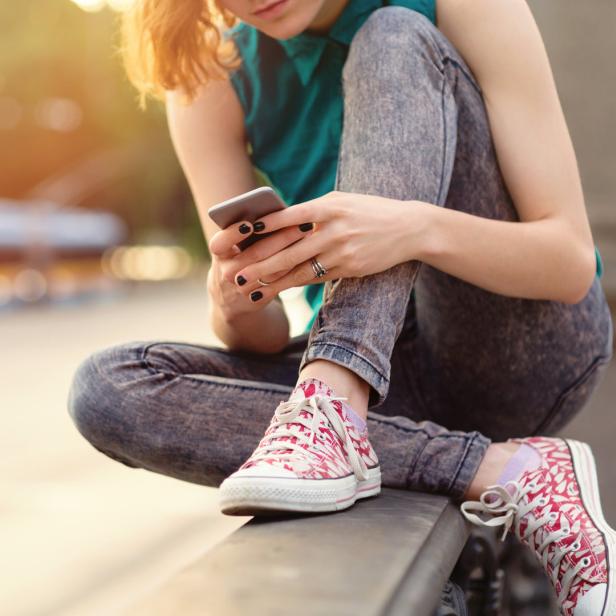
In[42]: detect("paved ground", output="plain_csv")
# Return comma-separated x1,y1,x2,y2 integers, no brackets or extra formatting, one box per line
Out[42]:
1,277,614,615
1,278,243,616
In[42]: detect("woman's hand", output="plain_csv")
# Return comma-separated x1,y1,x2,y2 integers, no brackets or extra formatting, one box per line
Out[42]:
231,191,428,303
207,219,317,319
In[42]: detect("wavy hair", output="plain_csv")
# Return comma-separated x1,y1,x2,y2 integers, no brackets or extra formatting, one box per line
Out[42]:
121,0,241,109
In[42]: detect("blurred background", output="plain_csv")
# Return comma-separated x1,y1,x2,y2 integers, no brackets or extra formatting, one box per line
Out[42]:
0,1,614,615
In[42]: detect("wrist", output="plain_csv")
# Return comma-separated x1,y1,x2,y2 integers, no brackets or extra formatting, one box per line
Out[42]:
210,295,253,328
398,200,442,263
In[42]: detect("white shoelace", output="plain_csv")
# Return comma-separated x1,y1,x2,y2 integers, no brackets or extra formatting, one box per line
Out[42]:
461,481,601,603
249,394,369,481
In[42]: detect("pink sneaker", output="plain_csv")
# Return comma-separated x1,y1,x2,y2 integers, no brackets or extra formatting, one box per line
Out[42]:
219,381,381,515
461,437,616,615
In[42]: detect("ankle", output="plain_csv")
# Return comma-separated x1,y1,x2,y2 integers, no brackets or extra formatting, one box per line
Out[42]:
465,442,519,500
298,360,369,420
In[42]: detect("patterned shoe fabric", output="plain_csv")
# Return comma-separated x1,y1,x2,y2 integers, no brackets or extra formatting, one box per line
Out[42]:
219,379,381,516
460,437,615,615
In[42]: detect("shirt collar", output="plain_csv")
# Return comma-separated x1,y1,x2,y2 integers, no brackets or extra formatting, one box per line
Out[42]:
277,0,384,86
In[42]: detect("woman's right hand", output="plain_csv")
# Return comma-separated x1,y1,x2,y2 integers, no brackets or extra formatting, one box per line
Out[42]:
207,220,314,322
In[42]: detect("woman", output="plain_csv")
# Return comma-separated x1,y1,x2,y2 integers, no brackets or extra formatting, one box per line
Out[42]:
68,1,614,613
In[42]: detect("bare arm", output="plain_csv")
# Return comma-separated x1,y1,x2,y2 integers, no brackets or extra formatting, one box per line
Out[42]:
166,77,290,352
419,0,596,302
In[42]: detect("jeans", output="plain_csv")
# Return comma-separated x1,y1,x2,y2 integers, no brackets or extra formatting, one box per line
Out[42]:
67,8,613,500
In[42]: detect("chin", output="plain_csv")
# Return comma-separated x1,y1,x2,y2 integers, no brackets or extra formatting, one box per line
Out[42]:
242,0,323,39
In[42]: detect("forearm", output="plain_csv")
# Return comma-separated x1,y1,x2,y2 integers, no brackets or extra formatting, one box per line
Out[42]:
209,294,291,354
412,201,596,304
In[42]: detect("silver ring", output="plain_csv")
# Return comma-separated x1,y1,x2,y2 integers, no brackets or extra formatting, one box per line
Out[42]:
257,278,271,286
310,257,328,278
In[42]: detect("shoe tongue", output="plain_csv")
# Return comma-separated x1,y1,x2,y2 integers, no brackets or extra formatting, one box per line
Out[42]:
290,378,347,426
292,377,335,400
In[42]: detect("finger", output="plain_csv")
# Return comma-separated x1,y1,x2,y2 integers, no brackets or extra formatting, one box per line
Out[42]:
234,233,330,292
209,220,253,256
251,195,338,235
236,269,290,294
246,255,338,304
224,224,314,284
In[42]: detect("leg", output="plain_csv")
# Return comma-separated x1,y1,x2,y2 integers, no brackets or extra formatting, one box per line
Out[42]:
67,338,305,486
67,335,482,495
299,7,463,408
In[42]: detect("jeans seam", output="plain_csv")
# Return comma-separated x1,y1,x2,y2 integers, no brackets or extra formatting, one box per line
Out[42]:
446,433,476,495
139,342,293,396
436,70,447,203
141,339,306,367
405,435,430,489
409,9,482,96
442,56,482,96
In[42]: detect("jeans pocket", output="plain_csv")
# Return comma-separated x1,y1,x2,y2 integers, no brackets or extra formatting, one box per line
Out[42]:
533,354,612,436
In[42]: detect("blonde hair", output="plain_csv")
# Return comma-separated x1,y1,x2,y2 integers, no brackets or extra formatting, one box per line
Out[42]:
121,0,242,109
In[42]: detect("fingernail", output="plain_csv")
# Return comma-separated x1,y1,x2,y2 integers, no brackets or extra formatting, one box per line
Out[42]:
239,223,251,235
253,221,265,232
250,290,263,302
299,222,313,232
236,275,247,286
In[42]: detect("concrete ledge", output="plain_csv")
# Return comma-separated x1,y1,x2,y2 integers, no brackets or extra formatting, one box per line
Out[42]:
128,489,469,616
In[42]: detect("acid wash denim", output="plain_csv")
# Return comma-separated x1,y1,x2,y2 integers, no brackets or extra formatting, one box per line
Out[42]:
67,8,613,500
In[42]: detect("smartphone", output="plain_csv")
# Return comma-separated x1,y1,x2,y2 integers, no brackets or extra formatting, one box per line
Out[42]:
208,186,287,250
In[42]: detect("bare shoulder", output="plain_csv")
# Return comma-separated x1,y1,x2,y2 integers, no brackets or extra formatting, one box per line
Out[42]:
435,0,545,90
434,0,592,245
165,74,247,145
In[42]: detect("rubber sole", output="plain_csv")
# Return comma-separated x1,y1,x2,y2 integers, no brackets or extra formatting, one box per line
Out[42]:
219,466,382,516
567,439,616,615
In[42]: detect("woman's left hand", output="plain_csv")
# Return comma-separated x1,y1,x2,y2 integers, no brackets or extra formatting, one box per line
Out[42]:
233,191,429,302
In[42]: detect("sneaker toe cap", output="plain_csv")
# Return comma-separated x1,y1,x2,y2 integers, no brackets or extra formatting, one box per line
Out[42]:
229,464,299,480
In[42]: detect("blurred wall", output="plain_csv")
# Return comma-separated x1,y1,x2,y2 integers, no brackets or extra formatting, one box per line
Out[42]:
529,0,616,207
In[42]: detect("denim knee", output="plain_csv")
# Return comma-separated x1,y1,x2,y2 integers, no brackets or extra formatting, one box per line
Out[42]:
344,7,442,79
344,6,480,93
66,343,141,463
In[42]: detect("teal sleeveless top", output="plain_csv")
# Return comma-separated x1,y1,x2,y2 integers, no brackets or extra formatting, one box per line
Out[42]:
224,0,603,331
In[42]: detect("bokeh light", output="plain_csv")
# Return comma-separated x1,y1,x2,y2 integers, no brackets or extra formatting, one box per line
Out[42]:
13,268,48,303
69,0,136,12
70,0,106,12
34,98,83,132
102,245,193,281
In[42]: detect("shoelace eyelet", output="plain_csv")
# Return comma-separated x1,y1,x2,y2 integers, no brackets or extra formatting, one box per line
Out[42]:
582,557,591,567
572,541,580,550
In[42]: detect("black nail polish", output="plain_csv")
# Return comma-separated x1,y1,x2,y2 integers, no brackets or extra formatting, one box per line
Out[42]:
250,290,263,302
299,222,313,232
253,221,265,232
239,223,251,235
236,275,247,286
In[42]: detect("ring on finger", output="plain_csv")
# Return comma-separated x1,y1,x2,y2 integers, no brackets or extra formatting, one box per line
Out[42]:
257,278,271,287
310,257,328,279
